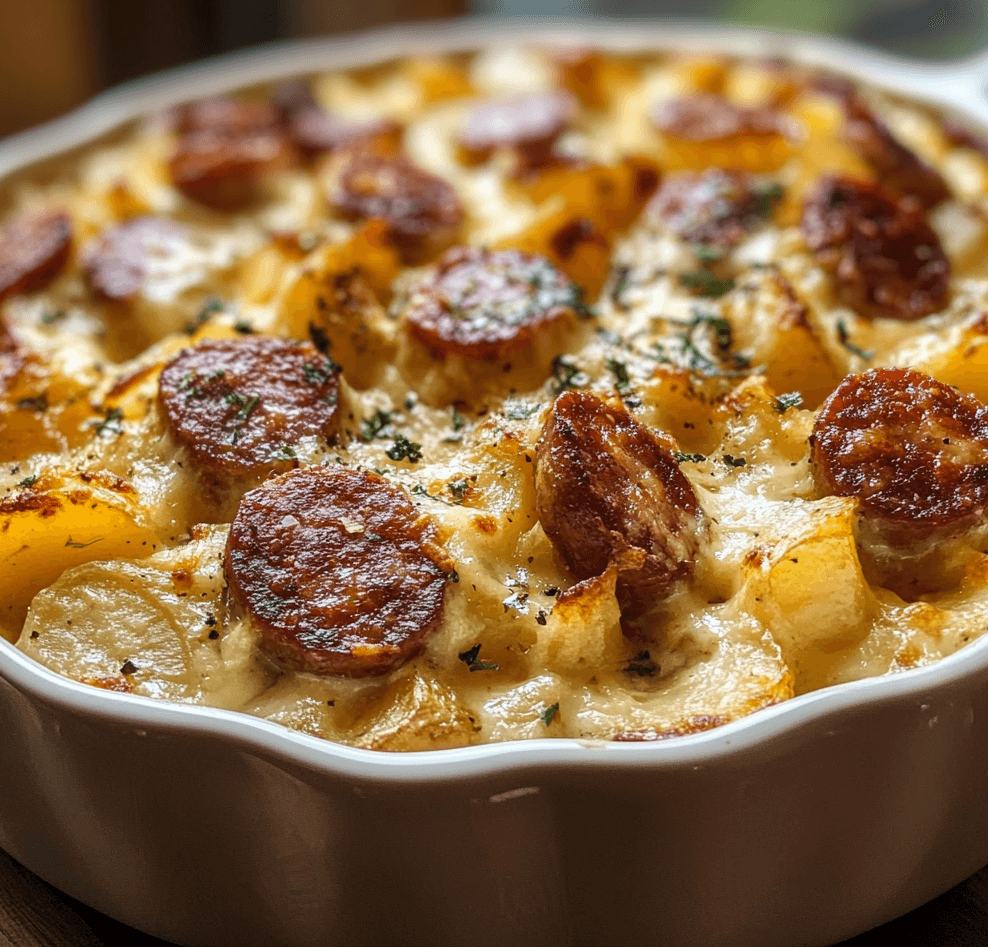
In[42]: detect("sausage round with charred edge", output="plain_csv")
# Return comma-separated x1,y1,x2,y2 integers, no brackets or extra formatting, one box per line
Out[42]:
535,390,703,615
458,91,577,165
0,209,72,302
651,93,781,142
327,150,463,264
649,168,782,252
812,368,988,546
801,175,949,322
157,336,340,481
225,465,452,675
82,216,189,302
403,246,589,361
169,97,294,210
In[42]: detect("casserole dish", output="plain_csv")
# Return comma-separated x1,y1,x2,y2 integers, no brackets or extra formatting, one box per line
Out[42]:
3,18,988,946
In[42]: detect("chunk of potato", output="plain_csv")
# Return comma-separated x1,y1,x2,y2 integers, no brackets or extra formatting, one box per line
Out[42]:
0,470,161,639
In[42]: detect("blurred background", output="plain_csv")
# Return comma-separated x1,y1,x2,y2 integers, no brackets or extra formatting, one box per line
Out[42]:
1,0,986,139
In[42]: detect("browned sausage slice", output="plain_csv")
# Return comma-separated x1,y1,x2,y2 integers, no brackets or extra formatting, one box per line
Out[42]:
651,93,781,142
82,216,189,301
812,367,988,545
157,336,340,480
327,150,463,263
801,175,949,321
535,390,703,614
648,168,782,251
225,465,452,675
403,246,589,361
0,209,72,302
169,97,294,210
458,90,577,165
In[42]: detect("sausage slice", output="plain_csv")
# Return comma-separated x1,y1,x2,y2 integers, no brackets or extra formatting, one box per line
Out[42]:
157,336,340,481
801,175,949,321
403,246,589,361
812,368,988,545
0,209,72,302
225,465,452,675
649,168,782,251
458,90,577,165
82,216,189,301
169,97,294,210
651,93,781,142
535,390,703,614
327,150,463,263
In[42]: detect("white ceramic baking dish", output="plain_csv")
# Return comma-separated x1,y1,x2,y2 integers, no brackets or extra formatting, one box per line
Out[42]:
2,19,988,947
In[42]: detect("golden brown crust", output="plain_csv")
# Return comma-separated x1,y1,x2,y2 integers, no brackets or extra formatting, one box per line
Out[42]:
534,390,703,615
224,465,451,675
402,246,588,361
812,368,988,545
157,336,340,481
800,175,949,322
0,209,72,302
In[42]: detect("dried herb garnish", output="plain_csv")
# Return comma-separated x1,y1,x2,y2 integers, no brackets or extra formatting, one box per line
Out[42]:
540,702,560,726
607,358,631,393
723,454,747,467
359,409,394,441
624,650,659,677
40,309,66,325
272,444,297,460
458,643,500,672
225,393,260,444
836,319,875,360
673,451,706,463
774,392,803,413
302,359,340,385
449,478,469,503
506,401,539,420
671,310,749,377
679,269,735,298
17,475,36,488
691,243,725,263
234,319,255,334
93,407,124,437
386,434,423,463
184,297,224,335
551,355,589,394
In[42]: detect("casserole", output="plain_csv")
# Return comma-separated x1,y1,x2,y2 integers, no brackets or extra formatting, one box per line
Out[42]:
3,18,988,946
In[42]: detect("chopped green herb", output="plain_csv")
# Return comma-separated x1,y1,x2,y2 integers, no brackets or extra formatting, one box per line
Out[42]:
458,643,500,672
607,358,631,393
692,243,726,263
506,401,539,420
753,182,785,218
452,407,465,431
65,535,104,549
272,444,297,460
551,355,589,394
774,392,803,413
303,359,340,385
723,454,747,468
673,451,706,464
386,434,423,463
610,265,632,307
540,702,560,726
448,478,469,503
93,407,124,437
670,310,748,377
359,409,393,441
679,269,735,298
624,650,659,678
17,475,36,488
233,319,254,334
40,309,66,325
226,394,260,444
365,532,382,542
184,298,224,334
836,319,875,360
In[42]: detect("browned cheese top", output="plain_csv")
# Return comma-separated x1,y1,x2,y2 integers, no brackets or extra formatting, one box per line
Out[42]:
0,209,72,302
801,175,949,322
224,465,452,675
157,336,341,480
82,216,189,301
535,390,703,613
649,168,782,252
812,368,988,543
403,246,589,361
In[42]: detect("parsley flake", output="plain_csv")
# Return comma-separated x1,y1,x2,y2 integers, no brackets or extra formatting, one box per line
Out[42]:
40,309,66,325
506,401,539,420
386,434,423,463
673,451,706,464
836,319,875,360
303,359,340,385
551,355,589,394
679,269,735,298
93,407,124,437
17,475,37,488
723,454,747,468
184,298,224,335
607,358,631,393
774,392,803,413
449,478,469,503
540,702,560,726
359,409,393,442
458,643,500,672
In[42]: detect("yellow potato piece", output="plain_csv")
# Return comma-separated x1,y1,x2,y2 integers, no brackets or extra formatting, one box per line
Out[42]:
0,470,161,640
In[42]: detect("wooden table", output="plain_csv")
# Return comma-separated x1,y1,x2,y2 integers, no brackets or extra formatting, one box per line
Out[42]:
2,843,987,947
